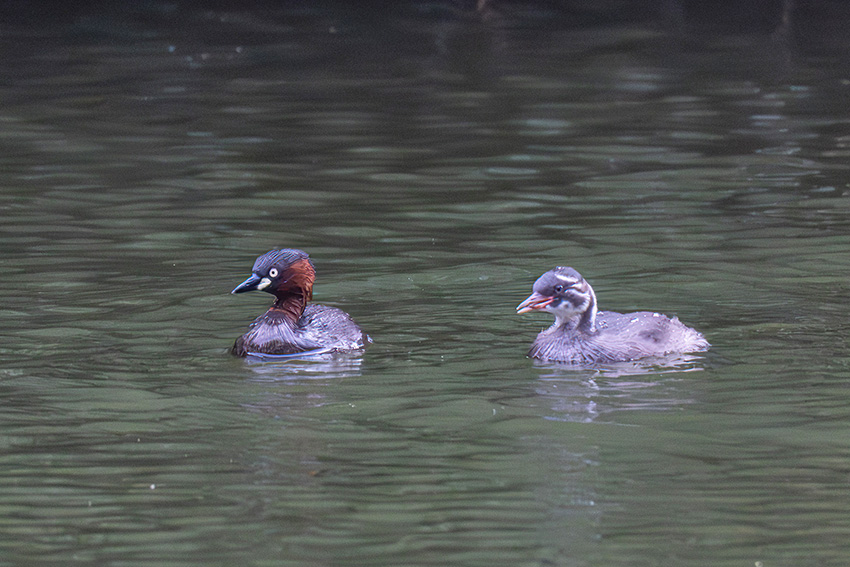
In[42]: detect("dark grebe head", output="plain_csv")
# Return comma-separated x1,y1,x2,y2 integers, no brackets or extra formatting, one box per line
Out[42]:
231,248,316,301
516,266,598,330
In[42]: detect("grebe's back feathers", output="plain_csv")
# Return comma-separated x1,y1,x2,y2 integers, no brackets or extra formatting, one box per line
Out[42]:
528,310,709,364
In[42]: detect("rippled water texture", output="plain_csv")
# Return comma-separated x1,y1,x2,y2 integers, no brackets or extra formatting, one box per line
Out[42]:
2,2,850,566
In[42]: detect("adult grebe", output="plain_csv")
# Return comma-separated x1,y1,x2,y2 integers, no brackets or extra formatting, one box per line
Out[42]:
231,249,369,357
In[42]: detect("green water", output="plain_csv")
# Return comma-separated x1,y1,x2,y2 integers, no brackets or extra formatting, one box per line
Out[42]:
2,2,850,566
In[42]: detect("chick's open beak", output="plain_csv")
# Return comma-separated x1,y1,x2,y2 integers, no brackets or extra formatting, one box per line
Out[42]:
516,291,555,314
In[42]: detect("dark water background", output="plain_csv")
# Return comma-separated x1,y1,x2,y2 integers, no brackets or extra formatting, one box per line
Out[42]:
2,1,850,565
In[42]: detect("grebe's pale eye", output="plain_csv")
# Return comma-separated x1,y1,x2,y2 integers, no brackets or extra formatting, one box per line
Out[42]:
269,268,279,278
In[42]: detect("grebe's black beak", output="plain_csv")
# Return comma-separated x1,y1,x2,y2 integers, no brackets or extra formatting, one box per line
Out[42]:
516,291,555,314
232,273,268,294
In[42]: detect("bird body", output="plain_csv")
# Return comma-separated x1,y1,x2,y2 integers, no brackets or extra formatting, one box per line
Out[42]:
231,249,368,357
517,267,709,364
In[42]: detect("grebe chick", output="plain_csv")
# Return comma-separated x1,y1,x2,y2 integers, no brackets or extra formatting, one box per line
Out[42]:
516,267,709,364
230,249,368,357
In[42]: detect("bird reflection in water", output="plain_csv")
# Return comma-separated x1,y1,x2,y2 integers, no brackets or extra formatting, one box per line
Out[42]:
531,353,707,423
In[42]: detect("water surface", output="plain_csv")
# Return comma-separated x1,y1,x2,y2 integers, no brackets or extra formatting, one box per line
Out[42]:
2,2,850,566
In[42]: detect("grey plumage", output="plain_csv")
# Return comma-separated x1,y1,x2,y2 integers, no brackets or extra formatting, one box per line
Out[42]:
518,267,709,364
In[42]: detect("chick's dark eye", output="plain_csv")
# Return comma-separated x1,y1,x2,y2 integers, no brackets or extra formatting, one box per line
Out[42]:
268,268,279,278
553,284,564,293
